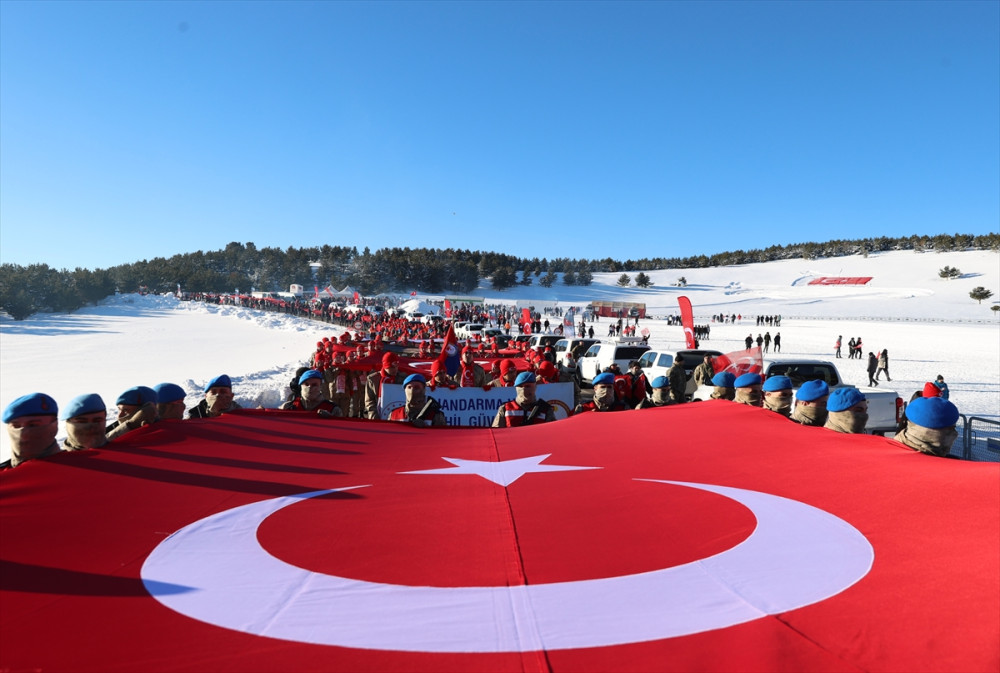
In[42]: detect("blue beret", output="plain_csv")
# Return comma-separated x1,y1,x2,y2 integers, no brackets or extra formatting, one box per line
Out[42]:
3,393,58,423
204,375,232,392
116,386,158,406
827,387,866,412
906,397,959,429
514,371,536,386
651,375,668,388
734,373,762,388
593,372,615,386
711,372,736,387
403,373,426,387
60,393,106,420
796,380,829,402
153,383,186,403
298,369,323,385
762,375,792,392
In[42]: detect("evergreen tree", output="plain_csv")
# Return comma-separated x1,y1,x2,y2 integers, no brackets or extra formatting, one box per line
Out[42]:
969,287,993,304
634,272,653,288
617,273,631,287
491,266,517,290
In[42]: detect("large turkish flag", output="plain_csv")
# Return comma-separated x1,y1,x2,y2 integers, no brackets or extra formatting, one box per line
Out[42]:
1,403,997,672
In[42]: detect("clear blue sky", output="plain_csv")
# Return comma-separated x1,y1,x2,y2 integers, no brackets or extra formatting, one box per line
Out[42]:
1,0,997,271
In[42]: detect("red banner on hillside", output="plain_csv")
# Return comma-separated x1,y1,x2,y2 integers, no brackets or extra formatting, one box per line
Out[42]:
677,296,696,349
1,406,997,672
809,277,873,286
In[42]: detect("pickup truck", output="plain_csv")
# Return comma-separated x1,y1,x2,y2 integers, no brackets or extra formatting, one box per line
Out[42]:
578,338,651,385
692,358,903,435
637,349,724,398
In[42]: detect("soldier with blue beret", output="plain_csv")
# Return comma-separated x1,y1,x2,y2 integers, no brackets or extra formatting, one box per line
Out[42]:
61,393,109,450
3,393,60,468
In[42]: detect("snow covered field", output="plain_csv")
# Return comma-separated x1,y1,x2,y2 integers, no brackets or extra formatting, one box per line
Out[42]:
2,249,997,463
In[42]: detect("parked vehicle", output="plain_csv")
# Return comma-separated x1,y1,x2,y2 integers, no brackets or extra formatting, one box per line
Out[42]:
637,349,724,398
552,338,600,367
578,338,651,385
456,323,486,340
481,327,511,348
692,358,903,435
526,335,563,351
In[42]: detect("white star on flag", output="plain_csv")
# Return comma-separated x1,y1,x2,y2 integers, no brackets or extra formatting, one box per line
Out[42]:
400,454,600,487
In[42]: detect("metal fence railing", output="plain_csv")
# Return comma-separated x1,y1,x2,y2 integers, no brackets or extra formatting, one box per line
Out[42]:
950,415,1000,462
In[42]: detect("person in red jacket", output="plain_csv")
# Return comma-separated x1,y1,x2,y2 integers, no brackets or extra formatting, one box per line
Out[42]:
492,372,556,427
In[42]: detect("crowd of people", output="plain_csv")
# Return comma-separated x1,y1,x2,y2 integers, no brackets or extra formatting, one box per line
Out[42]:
3,329,963,470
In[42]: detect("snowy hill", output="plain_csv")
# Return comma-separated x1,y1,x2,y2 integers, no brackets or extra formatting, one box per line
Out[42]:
2,249,998,463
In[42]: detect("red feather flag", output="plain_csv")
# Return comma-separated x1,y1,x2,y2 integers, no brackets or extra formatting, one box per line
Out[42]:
678,296,696,349
2,405,997,672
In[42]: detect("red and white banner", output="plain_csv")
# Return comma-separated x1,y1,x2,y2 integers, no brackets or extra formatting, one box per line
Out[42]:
677,296,696,349
520,308,532,335
1,405,997,672
352,291,360,304
444,299,452,318
713,347,764,376
379,382,575,426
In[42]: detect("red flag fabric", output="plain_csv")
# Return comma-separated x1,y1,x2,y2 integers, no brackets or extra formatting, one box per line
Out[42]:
436,323,462,376
521,308,532,335
713,347,764,376
677,296,696,349
444,299,452,318
2,405,997,672
353,291,360,304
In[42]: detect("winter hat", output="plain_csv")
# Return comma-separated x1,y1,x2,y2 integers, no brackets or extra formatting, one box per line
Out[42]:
462,345,474,355
762,375,793,392
796,380,829,402
500,359,516,373
298,370,323,385
402,373,426,388
651,376,668,389
117,386,158,406
593,372,615,386
711,372,736,387
905,397,959,429
827,387,866,412
3,393,57,423
733,373,762,388
204,375,232,392
60,394,106,421
153,383,186,404
382,352,399,366
514,372,536,386
922,382,942,398
537,361,557,377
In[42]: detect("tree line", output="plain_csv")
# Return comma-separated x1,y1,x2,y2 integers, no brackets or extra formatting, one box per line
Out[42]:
1,232,997,320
